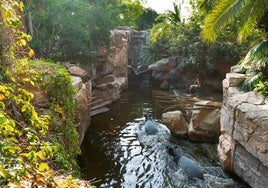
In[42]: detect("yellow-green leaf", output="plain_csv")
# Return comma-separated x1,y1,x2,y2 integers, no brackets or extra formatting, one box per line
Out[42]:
21,104,27,112
37,151,46,160
6,124,15,132
0,166,9,178
38,163,49,172
20,39,27,46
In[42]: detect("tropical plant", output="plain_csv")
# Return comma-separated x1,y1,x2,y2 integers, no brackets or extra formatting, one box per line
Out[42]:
151,2,181,42
237,41,268,94
202,0,268,95
136,8,159,30
202,0,268,42
140,39,170,63
0,1,82,186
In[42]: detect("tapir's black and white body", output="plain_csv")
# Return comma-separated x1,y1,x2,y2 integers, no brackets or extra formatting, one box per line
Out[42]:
167,145,204,179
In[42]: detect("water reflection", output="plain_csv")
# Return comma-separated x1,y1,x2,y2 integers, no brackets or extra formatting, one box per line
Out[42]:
79,88,248,188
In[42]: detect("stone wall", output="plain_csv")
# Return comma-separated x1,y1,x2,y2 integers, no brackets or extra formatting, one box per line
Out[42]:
218,72,268,187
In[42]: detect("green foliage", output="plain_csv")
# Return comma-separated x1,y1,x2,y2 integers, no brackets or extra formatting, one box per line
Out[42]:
0,72,55,185
119,0,145,28
24,0,147,63
0,0,32,64
140,39,170,63
202,0,268,42
150,3,182,42
136,8,159,30
0,58,81,186
0,0,84,186
148,0,255,83
237,41,268,95
14,59,80,172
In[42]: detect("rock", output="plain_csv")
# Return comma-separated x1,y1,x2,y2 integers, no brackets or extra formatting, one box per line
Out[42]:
188,101,221,143
103,28,132,78
149,57,179,81
217,134,233,172
219,75,268,188
74,81,91,145
91,107,110,116
95,75,115,85
68,65,89,82
225,73,246,87
71,76,83,91
233,143,268,188
231,91,265,105
32,90,50,109
162,110,188,137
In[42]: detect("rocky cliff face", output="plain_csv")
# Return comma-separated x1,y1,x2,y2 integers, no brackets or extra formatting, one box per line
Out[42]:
218,71,268,187
90,27,132,115
66,63,92,145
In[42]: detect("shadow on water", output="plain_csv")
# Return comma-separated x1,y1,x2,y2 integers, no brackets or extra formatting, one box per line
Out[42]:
78,87,249,188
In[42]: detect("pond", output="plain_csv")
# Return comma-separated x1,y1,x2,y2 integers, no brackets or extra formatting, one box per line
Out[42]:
78,87,248,188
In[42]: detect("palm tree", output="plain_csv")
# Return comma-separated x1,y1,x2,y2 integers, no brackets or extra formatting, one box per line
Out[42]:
151,3,181,42
202,0,268,42
202,0,268,95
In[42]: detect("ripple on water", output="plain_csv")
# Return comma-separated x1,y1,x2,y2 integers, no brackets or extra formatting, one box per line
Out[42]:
79,88,248,188
111,120,248,188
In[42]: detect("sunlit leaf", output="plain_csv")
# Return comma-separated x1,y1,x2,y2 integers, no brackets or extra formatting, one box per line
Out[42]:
0,166,9,178
20,39,26,46
0,94,5,101
21,104,27,112
37,151,46,160
38,163,49,172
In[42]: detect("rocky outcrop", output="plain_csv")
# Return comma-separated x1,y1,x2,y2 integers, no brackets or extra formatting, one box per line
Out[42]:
161,101,221,142
72,76,91,145
149,57,179,82
90,27,132,115
218,70,268,188
188,101,221,143
162,111,188,137
128,30,150,68
91,74,127,115
66,64,91,145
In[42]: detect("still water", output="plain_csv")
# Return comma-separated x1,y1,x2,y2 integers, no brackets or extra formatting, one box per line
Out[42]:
79,88,248,188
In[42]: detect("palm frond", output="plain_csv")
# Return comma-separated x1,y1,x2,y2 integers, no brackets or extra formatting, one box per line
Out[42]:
150,22,169,42
238,0,268,42
239,41,268,71
202,0,244,42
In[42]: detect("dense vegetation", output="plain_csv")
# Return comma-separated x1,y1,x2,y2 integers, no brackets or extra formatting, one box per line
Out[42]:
1,0,268,186
145,0,268,94
23,0,158,63
0,0,86,187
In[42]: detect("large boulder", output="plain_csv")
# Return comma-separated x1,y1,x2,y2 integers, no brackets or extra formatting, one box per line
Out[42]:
149,57,179,82
162,110,188,137
188,100,221,143
67,64,89,82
